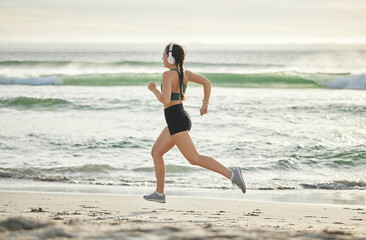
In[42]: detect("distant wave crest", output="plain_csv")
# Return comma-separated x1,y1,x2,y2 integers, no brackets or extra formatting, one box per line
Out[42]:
0,75,62,85
0,62,365,89
0,96,70,109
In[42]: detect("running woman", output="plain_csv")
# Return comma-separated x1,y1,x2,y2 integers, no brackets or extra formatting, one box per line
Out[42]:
144,43,246,203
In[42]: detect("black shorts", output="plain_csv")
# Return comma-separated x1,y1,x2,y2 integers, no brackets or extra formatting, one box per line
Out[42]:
164,104,192,135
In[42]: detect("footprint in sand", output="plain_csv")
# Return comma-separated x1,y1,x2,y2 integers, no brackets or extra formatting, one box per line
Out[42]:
244,209,263,217
56,211,81,216
79,205,99,209
213,213,223,216
350,218,363,221
244,213,260,217
30,208,45,213
88,211,111,217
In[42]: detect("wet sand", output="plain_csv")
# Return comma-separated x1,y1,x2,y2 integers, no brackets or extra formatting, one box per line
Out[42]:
0,191,365,239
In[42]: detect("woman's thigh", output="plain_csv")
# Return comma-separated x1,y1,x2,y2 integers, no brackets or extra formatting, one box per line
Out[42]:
151,126,176,157
171,131,199,161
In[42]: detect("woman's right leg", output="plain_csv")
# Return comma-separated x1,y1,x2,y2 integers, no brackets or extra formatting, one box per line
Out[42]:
172,131,232,179
151,126,175,193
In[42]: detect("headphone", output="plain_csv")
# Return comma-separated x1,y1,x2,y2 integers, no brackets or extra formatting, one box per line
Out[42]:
167,43,175,64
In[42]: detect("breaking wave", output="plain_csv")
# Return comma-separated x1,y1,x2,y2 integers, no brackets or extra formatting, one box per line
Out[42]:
1,72,364,89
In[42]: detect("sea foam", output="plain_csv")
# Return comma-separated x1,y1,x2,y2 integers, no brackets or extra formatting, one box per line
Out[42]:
327,74,366,89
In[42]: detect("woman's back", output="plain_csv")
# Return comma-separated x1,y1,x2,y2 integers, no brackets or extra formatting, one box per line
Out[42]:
162,69,189,108
169,69,188,93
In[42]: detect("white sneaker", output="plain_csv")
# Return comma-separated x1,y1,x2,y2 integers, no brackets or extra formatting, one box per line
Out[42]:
143,191,166,203
231,167,246,193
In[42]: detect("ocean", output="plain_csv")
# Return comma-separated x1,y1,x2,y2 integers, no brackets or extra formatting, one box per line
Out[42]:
0,44,365,206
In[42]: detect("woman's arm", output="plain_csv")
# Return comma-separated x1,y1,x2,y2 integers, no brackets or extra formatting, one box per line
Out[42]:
187,71,211,116
148,72,171,105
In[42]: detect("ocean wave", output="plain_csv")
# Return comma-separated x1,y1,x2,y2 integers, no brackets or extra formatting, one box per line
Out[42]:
272,159,299,170
2,165,365,191
301,180,366,190
62,73,160,86
0,60,283,68
255,180,366,190
0,96,71,109
327,73,366,89
0,165,153,186
0,164,119,184
1,71,363,89
289,103,366,114
200,72,322,88
0,164,117,177
67,164,116,173
0,96,147,111
70,138,147,150
0,72,326,88
1,164,365,190
0,60,76,66
0,172,91,184
0,75,62,85
298,147,366,168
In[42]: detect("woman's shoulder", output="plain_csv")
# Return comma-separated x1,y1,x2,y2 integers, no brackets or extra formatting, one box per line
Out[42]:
184,69,192,80
161,71,175,85
184,69,192,74
162,70,175,78
185,69,198,81
162,69,192,80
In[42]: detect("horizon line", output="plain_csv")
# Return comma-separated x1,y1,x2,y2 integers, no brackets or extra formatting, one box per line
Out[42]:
2,42,366,45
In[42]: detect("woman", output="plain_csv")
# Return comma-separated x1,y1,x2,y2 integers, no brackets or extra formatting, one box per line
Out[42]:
144,43,246,203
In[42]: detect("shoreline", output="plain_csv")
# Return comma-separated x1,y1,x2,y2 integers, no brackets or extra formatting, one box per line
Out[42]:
0,191,365,239
1,180,366,206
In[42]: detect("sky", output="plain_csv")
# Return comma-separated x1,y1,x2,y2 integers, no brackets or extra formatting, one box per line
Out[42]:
1,0,366,46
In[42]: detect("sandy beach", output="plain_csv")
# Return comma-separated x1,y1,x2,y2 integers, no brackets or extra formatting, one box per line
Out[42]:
0,192,365,239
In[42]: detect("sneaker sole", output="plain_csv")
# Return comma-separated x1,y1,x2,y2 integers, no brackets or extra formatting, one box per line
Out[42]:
143,197,166,204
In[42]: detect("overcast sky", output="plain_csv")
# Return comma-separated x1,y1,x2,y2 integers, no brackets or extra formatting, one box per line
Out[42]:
1,0,365,45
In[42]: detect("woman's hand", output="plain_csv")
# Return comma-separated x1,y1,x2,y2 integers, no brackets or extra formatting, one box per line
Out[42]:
200,103,208,116
148,81,157,92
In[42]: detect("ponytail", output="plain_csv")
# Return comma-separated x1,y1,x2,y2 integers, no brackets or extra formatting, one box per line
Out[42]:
178,62,185,100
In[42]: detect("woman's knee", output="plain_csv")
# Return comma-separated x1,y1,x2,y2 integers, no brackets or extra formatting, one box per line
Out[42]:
187,154,200,165
151,147,163,160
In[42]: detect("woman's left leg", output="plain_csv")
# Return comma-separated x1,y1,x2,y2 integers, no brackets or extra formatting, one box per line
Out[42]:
151,126,175,193
172,131,232,179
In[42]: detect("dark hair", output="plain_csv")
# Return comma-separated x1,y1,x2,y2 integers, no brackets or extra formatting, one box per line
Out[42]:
165,43,186,100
